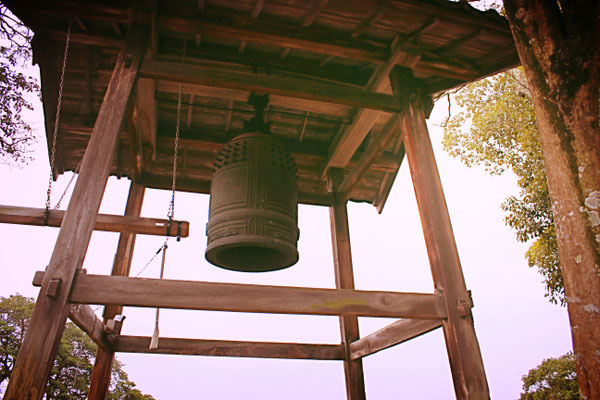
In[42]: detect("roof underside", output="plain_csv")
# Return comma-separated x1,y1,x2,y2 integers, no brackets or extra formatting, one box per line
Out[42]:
7,0,519,208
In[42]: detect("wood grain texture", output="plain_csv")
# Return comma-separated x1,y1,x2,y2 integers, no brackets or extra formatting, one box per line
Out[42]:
63,273,447,319
0,204,188,237
3,25,149,400
328,169,366,400
391,66,489,399
350,319,442,360
89,182,145,400
139,59,405,113
115,336,344,360
68,304,112,351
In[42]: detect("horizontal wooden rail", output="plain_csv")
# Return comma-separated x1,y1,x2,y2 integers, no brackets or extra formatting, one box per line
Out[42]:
350,319,442,360
139,59,405,113
0,205,189,237
35,272,446,319
115,336,345,360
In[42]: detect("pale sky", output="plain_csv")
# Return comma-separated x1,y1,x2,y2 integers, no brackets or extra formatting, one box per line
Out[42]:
0,64,573,398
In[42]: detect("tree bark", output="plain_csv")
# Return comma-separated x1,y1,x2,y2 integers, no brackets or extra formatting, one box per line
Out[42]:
503,1,600,398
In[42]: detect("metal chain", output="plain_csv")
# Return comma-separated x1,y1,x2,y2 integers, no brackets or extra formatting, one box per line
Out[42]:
134,241,168,278
45,20,72,214
167,39,186,223
53,159,82,210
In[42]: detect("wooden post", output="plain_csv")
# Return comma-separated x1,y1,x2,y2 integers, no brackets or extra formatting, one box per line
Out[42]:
88,181,145,400
3,26,148,400
389,66,490,400
327,168,367,400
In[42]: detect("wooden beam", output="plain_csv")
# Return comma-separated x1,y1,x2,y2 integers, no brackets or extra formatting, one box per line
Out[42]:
337,115,401,199
350,1,387,38
115,336,345,360
321,38,419,174
158,12,384,63
68,304,113,351
60,273,447,319
350,319,442,360
155,80,352,117
0,204,189,237
4,25,149,399
139,59,405,113
390,66,489,399
135,78,157,160
302,0,329,27
327,168,366,400
89,182,145,400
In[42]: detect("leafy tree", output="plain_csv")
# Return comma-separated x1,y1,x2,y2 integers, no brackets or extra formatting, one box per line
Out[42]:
442,69,563,304
0,294,154,399
520,353,579,400
0,3,39,165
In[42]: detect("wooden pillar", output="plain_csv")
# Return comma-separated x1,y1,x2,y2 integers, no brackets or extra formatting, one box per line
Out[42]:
88,182,146,400
328,168,367,400
3,26,148,400
389,67,489,400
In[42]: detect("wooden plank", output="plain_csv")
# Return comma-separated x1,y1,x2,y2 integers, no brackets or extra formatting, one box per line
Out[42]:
321,39,418,174
4,25,149,400
61,273,447,319
103,182,146,319
337,115,401,199
0,204,189,237
155,80,352,117
158,14,384,64
89,182,145,400
327,168,366,400
139,59,405,113
350,319,442,360
115,336,345,360
68,304,112,351
390,66,489,399
135,78,157,161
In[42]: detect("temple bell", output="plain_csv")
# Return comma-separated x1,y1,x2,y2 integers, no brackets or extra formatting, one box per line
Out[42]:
205,94,299,272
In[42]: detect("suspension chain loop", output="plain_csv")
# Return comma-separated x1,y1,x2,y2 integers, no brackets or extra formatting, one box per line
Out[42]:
45,19,72,221
53,158,82,210
166,39,186,239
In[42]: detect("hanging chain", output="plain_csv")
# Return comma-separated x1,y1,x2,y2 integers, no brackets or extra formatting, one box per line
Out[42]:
45,20,72,220
165,39,186,242
53,158,82,210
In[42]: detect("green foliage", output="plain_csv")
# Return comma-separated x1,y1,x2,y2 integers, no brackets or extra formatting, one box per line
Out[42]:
442,69,564,305
0,294,154,399
0,3,39,165
520,353,579,400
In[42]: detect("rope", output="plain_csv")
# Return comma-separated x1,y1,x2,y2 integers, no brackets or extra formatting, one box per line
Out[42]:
149,243,168,349
44,20,72,223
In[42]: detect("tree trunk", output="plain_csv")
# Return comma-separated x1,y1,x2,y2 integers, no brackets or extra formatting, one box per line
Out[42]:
503,1,600,398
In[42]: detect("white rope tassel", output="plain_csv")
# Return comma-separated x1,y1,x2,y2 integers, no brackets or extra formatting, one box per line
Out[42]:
149,242,168,349
149,308,160,349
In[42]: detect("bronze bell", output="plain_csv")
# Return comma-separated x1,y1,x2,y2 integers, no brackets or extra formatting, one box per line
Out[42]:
205,95,299,272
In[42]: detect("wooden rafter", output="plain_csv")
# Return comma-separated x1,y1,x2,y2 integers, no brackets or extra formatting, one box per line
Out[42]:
0,205,189,237
336,115,401,199
115,336,345,360
321,36,419,175
350,0,387,38
139,59,405,113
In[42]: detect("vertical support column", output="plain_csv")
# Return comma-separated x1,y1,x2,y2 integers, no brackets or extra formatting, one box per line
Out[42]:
389,66,489,400
88,182,146,400
328,168,367,400
3,26,148,400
